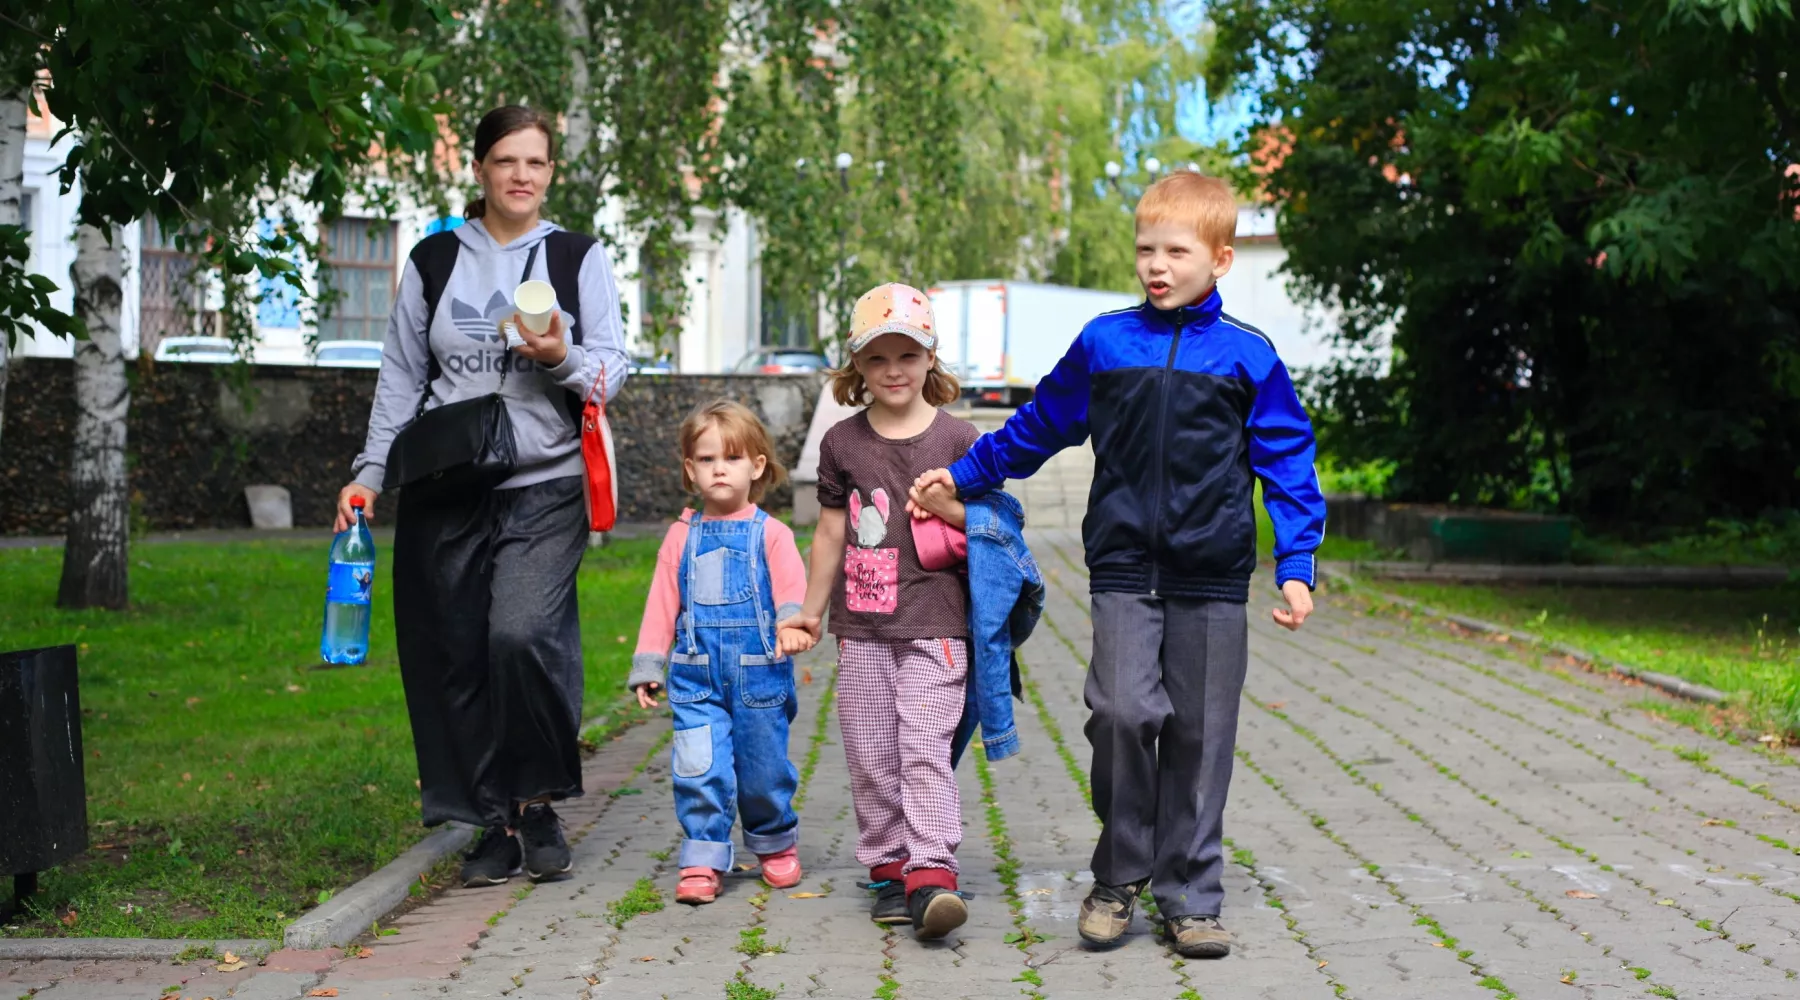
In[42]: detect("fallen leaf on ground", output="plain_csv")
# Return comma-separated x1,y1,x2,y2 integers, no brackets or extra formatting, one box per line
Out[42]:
186,697,201,707
1702,818,1725,826
585,975,599,985
1657,898,1675,906
351,947,373,959
1758,734,1783,744
307,990,338,997
734,863,757,871
93,842,116,850
638,956,656,962
181,773,192,782
215,961,246,973
286,684,303,693
616,636,627,643
59,909,78,927
1431,941,1446,947
787,892,825,899
802,668,813,685
220,951,240,965
1560,973,1576,985
1020,888,1052,896
1565,890,1597,899
1267,701,1286,709
1317,960,1329,969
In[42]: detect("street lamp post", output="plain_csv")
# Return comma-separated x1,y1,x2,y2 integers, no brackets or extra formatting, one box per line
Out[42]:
835,152,853,339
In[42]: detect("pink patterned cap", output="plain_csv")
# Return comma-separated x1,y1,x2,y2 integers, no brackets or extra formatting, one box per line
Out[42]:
847,282,937,354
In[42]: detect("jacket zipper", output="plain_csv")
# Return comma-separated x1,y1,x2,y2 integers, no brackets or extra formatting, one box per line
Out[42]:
1147,321,1182,596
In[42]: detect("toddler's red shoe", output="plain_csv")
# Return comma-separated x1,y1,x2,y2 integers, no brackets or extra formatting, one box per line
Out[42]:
676,866,722,904
759,848,803,889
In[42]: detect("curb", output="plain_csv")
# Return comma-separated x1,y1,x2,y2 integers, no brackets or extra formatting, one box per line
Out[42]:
1348,560,1793,589
0,938,273,961
1321,565,1730,706
282,824,474,951
1,712,645,961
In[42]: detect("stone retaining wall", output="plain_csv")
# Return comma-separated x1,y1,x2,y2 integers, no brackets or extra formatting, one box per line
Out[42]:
0,357,819,535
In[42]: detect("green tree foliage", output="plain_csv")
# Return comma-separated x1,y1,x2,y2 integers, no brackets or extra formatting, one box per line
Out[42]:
717,0,1207,345
7,0,449,349
1206,0,1800,527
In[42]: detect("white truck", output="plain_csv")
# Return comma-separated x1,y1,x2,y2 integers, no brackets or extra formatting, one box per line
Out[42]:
926,280,1138,406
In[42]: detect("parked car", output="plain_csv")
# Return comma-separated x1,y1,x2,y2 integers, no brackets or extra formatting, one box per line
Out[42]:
629,355,675,376
731,348,830,375
314,341,384,368
153,337,239,364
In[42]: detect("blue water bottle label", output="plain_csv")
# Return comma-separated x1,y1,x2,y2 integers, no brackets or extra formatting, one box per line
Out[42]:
327,563,374,605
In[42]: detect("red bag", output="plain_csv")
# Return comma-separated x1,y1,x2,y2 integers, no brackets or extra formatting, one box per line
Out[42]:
580,364,617,532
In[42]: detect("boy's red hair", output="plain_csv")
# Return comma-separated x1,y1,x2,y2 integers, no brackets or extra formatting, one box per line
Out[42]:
1135,172,1238,250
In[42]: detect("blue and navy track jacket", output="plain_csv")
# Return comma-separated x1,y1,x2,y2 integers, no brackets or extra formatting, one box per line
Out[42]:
947,287,1326,604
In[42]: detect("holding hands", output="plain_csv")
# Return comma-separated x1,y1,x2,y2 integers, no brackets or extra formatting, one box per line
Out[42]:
907,467,960,522
777,612,822,657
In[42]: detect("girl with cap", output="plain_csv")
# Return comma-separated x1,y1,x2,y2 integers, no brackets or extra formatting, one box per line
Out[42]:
778,283,979,940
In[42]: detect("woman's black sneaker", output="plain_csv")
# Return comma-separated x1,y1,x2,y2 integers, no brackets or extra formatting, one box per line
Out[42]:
518,803,573,882
862,879,910,925
908,886,969,940
460,826,522,887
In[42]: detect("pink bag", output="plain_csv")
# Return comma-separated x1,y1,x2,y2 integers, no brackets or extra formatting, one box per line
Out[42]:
911,515,968,572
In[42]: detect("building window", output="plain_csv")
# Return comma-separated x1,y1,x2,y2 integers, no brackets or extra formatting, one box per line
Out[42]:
319,217,397,341
139,215,213,354
760,289,813,348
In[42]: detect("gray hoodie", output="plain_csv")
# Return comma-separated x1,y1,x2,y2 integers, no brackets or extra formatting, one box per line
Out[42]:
352,218,630,493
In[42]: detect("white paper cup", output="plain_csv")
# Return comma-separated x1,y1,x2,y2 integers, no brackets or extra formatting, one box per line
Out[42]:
514,280,557,335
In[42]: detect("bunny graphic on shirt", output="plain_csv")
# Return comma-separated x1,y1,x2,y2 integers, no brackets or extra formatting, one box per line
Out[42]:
845,488,899,613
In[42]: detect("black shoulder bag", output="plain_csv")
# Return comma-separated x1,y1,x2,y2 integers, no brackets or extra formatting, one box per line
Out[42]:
381,239,544,494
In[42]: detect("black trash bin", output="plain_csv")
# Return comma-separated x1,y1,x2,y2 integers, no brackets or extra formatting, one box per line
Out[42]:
0,645,86,921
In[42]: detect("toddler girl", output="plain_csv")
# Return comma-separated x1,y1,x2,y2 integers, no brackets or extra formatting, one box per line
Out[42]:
632,400,808,904
779,283,978,940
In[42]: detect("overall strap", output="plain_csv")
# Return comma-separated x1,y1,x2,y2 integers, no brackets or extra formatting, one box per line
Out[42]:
748,509,776,657
678,511,703,655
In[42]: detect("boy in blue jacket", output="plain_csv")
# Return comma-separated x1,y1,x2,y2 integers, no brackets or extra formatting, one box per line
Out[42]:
912,172,1325,958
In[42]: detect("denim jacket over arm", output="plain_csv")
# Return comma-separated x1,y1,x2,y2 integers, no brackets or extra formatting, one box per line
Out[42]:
951,490,1046,767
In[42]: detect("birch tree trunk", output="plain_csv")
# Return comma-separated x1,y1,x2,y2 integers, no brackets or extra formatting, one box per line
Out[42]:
561,0,595,195
0,88,27,459
58,222,130,610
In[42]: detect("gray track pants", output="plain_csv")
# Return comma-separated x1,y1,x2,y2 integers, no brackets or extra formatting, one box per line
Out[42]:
1084,592,1249,918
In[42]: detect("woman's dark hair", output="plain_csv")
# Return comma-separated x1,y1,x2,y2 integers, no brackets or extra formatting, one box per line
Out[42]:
465,105,557,220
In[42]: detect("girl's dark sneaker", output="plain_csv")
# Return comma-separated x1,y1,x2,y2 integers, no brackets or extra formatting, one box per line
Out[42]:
518,803,573,882
862,879,910,925
460,826,522,887
908,886,969,939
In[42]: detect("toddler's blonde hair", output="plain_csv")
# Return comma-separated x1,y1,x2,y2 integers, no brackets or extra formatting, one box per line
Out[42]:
677,400,786,504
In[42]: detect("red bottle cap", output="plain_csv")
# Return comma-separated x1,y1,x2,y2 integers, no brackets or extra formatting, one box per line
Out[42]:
350,495,366,509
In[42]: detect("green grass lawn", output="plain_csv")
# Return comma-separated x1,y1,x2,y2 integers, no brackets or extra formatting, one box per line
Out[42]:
0,534,662,940
1363,579,1800,739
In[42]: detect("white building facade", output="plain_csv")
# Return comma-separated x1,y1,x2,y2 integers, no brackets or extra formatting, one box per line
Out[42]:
14,104,776,373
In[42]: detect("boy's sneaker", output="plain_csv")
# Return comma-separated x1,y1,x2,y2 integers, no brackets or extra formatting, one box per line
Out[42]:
863,879,910,925
1165,915,1232,958
1078,878,1148,946
908,886,969,940
517,803,573,882
460,826,521,887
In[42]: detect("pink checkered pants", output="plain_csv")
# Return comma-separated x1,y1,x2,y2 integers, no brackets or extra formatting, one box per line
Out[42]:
836,638,968,884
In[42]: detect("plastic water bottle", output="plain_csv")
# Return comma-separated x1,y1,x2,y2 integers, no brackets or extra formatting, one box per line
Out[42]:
321,496,376,665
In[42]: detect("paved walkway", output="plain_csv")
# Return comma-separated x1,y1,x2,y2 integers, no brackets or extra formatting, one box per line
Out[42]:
9,441,1800,998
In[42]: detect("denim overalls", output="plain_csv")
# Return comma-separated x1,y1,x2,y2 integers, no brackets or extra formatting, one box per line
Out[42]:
666,509,801,872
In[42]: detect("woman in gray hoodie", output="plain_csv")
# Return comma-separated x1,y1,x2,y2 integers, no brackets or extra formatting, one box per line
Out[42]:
334,106,629,887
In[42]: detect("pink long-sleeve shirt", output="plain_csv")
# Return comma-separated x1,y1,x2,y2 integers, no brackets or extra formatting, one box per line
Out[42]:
627,506,808,690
